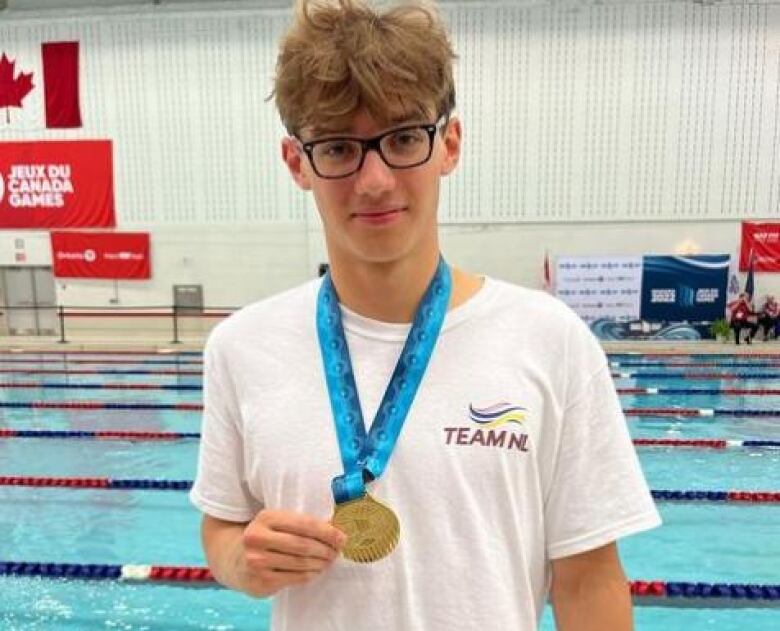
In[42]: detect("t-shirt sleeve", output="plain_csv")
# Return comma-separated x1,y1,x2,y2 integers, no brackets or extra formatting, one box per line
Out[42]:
189,327,263,523
543,319,661,560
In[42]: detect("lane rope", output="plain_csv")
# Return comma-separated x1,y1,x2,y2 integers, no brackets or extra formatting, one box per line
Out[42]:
0,429,200,441
0,358,202,365
0,477,192,490
0,562,777,607
1,477,778,502
624,408,780,417
618,388,780,395
0,401,202,411
1,429,778,450
0,369,201,376
0,350,201,356
613,372,780,380
0,382,202,391
613,361,780,369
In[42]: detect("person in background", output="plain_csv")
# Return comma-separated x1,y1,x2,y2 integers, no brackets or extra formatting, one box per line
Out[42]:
757,295,779,341
727,292,758,345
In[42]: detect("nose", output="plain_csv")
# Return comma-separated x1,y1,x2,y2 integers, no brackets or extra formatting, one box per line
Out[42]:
353,148,396,197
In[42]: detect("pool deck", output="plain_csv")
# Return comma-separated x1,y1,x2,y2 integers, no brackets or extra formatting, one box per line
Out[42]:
0,336,203,353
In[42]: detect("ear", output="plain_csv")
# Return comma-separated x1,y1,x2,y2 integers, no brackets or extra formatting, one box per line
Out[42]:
439,116,462,177
281,137,312,190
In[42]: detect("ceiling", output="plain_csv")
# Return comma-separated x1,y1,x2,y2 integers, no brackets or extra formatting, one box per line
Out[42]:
1,0,291,11
0,0,766,17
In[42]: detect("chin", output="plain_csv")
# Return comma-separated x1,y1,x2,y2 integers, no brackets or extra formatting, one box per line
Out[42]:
339,231,414,263
351,249,411,265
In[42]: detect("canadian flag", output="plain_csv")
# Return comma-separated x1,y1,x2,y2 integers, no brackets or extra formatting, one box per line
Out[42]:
0,42,82,130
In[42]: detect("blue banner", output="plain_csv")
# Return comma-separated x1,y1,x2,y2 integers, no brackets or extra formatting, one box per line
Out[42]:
640,255,729,322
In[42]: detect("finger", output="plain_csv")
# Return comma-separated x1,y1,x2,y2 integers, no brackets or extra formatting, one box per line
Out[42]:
261,511,347,550
248,549,333,573
258,529,339,562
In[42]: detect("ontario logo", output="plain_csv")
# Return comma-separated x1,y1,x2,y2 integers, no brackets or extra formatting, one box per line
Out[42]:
444,403,530,452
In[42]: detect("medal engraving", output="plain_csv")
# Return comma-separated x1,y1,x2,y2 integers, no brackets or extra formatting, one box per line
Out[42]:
332,493,400,563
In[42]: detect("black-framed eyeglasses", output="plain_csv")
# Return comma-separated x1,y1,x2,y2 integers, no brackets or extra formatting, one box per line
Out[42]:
295,117,448,179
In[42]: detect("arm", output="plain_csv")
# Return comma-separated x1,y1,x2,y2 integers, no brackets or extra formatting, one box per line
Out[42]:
202,515,255,594
202,510,347,598
550,542,633,631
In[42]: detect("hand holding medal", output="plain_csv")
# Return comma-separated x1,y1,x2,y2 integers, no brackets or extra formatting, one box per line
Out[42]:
317,258,452,563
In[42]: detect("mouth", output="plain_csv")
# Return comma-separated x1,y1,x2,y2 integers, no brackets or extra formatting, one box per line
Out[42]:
351,207,407,225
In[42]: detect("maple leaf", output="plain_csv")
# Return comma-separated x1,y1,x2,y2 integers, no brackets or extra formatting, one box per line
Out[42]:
0,53,35,125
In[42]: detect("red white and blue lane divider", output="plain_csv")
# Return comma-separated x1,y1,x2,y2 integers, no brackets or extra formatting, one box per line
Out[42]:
0,477,192,490
3,383,777,395
624,407,780,418
0,382,202,391
1,477,778,502
633,438,780,449
618,387,780,396
608,352,780,359
0,562,212,583
0,368,201,376
613,371,780,380
0,562,777,607
6,400,780,417
650,490,780,503
1,429,779,450
0,350,201,356
0,358,203,365
630,580,780,608
613,361,780,368
0,429,200,441
0,401,202,411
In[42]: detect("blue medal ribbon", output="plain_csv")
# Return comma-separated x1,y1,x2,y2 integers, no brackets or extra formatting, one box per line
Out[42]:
317,258,452,504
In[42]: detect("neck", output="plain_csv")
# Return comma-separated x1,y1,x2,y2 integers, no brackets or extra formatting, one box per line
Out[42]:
328,250,440,323
326,250,484,324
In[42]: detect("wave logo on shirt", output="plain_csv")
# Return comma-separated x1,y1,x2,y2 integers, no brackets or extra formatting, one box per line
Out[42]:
469,403,526,429
443,402,530,453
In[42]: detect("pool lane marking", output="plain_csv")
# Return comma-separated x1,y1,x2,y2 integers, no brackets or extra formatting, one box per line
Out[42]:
1,430,778,449
4,561,778,607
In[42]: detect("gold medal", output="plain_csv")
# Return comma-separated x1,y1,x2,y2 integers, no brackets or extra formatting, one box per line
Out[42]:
331,493,400,563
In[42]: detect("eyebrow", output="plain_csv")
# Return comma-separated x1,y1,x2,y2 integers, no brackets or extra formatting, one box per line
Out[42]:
306,114,430,140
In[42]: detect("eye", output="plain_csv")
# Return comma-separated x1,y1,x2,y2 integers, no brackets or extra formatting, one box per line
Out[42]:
390,130,425,146
315,141,358,161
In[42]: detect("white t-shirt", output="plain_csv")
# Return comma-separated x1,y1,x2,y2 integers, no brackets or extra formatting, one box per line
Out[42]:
190,277,661,631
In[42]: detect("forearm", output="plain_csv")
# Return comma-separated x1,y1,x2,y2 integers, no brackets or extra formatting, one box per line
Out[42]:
551,575,633,631
202,516,252,594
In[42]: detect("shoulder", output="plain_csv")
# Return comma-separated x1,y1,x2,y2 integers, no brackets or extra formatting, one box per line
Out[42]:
486,278,587,330
481,278,605,371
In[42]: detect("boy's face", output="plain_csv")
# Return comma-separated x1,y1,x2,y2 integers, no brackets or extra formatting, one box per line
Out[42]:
281,108,461,267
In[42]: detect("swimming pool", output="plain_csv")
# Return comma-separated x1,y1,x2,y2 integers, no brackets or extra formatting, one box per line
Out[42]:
0,351,778,630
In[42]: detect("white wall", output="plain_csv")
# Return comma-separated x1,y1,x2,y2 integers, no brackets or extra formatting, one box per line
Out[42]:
0,1,778,310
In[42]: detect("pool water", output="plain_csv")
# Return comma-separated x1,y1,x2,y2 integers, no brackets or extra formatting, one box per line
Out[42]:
0,353,778,630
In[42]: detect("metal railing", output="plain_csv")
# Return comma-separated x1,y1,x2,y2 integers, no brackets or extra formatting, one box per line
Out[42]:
0,304,239,344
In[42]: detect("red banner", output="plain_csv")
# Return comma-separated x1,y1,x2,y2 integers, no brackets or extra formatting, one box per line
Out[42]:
0,140,114,229
51,232,151,279
42,42,82,129
741,222,780,271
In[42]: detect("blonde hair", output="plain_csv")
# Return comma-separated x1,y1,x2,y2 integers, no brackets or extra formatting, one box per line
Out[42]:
273,0,456,134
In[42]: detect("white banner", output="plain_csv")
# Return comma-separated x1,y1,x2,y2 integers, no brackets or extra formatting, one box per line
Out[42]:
556,256,643,324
